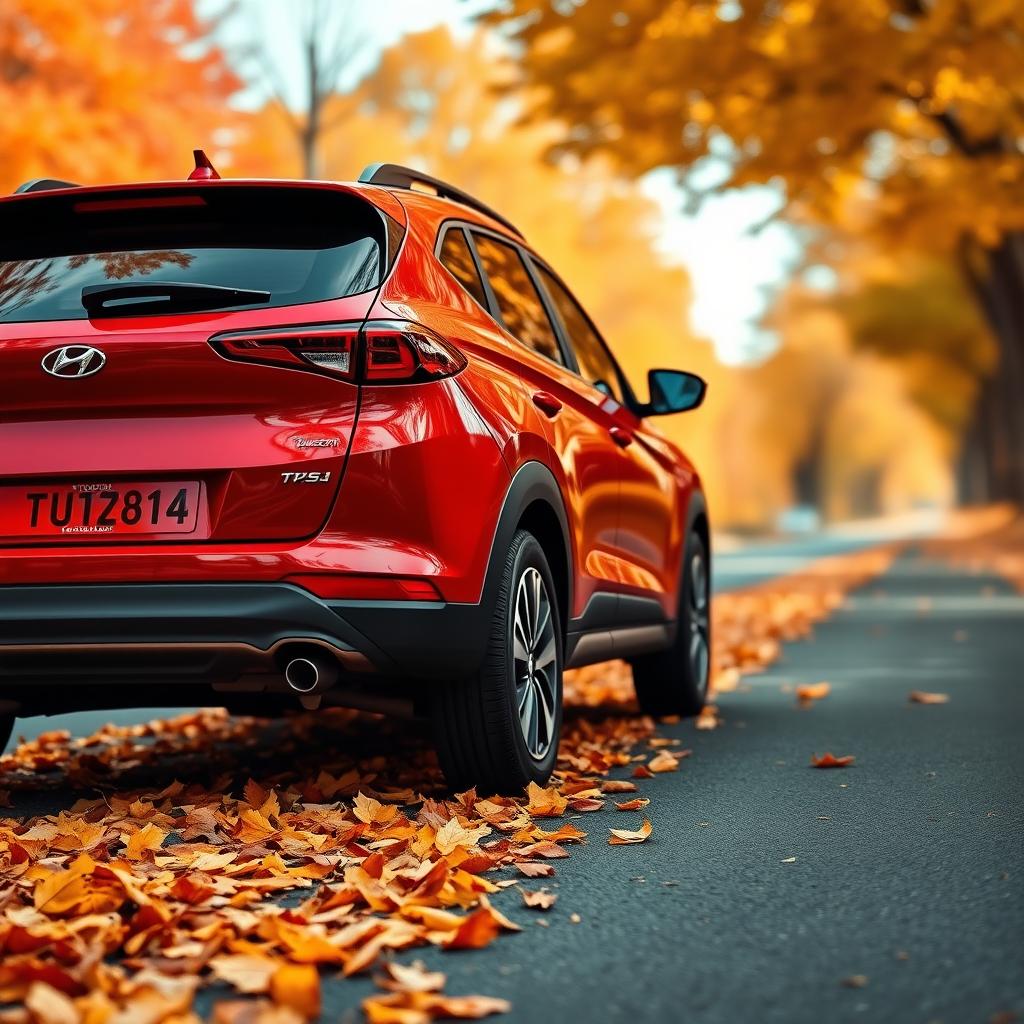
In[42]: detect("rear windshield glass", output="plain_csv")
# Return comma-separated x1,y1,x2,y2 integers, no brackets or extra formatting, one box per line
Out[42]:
0,186,386,322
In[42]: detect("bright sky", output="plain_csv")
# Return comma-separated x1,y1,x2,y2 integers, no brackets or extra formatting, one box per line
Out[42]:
212,0,800,364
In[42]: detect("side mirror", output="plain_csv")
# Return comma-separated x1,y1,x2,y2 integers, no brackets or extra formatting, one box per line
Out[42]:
639,369,707,416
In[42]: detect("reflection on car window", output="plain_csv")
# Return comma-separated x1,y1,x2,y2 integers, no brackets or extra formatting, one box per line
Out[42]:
537,265,622,402
0,186,384,323
472,233,564,366
439,229,487,308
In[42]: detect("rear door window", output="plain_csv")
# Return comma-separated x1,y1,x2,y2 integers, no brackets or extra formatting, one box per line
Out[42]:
438,227,487,308
535,265,623,402
0,186,388,322
471,233,565,366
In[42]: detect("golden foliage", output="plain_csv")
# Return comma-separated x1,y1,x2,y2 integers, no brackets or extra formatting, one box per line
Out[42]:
485,0,1024,250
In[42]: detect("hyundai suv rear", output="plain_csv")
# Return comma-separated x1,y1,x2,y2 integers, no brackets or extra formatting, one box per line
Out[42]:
0,156,710,792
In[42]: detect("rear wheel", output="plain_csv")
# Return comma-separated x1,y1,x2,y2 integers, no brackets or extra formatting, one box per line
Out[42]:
630,531,710,717
432,530,563,794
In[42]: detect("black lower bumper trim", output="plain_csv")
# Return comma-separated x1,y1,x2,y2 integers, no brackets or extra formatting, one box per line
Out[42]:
0,583,493,689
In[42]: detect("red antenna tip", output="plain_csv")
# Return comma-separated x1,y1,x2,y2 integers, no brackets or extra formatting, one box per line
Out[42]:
188,149,220,181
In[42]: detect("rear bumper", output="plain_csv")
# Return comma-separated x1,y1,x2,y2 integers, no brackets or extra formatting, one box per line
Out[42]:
0,583,494,711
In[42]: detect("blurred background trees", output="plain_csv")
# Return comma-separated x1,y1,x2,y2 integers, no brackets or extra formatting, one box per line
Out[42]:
2,0,1016,531
0,0,238,184
484,0,1024,503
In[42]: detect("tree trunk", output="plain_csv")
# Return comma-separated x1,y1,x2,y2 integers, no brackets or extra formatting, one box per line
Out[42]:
959,230,1024,504
301,124,317,180
301,27,320,179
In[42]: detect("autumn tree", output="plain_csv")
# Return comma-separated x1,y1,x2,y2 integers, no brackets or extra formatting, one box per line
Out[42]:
754,286,955,521
831,254,998,500
484,0,1024,501
232,25,956,526
0,0,239,190
233,0,365,178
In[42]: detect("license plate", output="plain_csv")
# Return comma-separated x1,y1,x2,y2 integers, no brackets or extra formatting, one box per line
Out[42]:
0,480,202,539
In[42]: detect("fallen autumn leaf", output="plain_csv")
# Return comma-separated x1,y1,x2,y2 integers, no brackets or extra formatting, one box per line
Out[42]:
608,819,653,845
908,690,950,704
811,752,856,769
519,888,557,910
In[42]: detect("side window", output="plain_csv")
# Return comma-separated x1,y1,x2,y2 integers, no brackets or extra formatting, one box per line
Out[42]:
439,228,487,308
472,233,565,366
537,265,623,403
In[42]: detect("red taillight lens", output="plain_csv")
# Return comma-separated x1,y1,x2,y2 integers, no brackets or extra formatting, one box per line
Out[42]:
212,324,359,379
211,320,466,384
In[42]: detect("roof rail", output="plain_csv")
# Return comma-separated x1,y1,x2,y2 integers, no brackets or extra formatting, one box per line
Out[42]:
358,162,524,239
14,178,81,195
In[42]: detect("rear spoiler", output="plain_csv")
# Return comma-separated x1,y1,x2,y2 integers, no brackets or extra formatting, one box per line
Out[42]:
14,150,220,196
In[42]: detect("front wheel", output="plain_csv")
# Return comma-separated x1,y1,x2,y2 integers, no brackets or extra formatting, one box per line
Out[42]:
630,531,710,717
432,530,563,794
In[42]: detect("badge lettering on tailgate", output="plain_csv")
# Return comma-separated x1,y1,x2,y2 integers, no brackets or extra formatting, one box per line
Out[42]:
280,471,333,484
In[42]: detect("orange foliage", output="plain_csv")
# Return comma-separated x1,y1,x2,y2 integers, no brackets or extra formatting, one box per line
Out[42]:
0,0,240,190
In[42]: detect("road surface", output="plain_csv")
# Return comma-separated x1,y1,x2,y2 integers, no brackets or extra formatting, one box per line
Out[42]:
3,534,1022,1022
303,549,1019,1023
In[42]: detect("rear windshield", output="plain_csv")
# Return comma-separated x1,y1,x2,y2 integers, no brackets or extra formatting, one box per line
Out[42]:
0,185,387,322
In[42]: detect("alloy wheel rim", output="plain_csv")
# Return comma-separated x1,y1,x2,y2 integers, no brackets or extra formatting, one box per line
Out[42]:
512,566,558,760
689,551,710,694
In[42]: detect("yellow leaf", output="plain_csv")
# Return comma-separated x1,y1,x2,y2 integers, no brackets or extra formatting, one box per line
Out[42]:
377,960,446,994
608,819,653,845
208,954,278,994
33,853,95,915
270,962,321,1019
25,982,79,1024
648,750,679,773
433,818,491,856
525,782,567,817
353,792,398,826
123,823,167,860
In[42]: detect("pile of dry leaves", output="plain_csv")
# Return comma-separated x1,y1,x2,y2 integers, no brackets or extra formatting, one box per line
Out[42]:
924,511,1024,592
0,545,896,1024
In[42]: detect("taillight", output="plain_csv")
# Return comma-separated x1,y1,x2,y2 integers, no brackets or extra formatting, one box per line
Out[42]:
211,320,467,384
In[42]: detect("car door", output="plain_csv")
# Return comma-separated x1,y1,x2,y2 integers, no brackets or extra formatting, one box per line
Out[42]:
530,262,682,621
466,229,632,629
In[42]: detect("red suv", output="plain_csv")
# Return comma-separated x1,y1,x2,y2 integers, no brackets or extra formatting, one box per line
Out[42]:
0,157,709,792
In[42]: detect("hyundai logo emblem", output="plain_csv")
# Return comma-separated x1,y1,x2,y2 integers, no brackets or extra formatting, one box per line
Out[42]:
41,345,107,379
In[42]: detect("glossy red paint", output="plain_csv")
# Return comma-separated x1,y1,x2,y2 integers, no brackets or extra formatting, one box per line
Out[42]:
0,173,703,634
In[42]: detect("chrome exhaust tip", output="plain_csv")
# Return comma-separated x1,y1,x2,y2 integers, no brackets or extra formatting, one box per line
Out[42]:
284,655,337,694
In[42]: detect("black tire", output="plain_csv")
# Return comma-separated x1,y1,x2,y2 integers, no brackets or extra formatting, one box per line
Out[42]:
433,529,563,794
0,715,14,755
630,531,710,717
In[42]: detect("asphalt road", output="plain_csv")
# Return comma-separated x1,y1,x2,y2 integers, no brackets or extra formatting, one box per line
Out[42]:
301,550,1022,1024
712,509,943,591
3,540,1022,1022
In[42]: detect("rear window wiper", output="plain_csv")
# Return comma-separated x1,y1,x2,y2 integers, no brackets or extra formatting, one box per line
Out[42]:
82,281,271,318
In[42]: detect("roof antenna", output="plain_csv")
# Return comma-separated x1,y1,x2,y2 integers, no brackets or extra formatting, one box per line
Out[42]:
188,149,220,181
